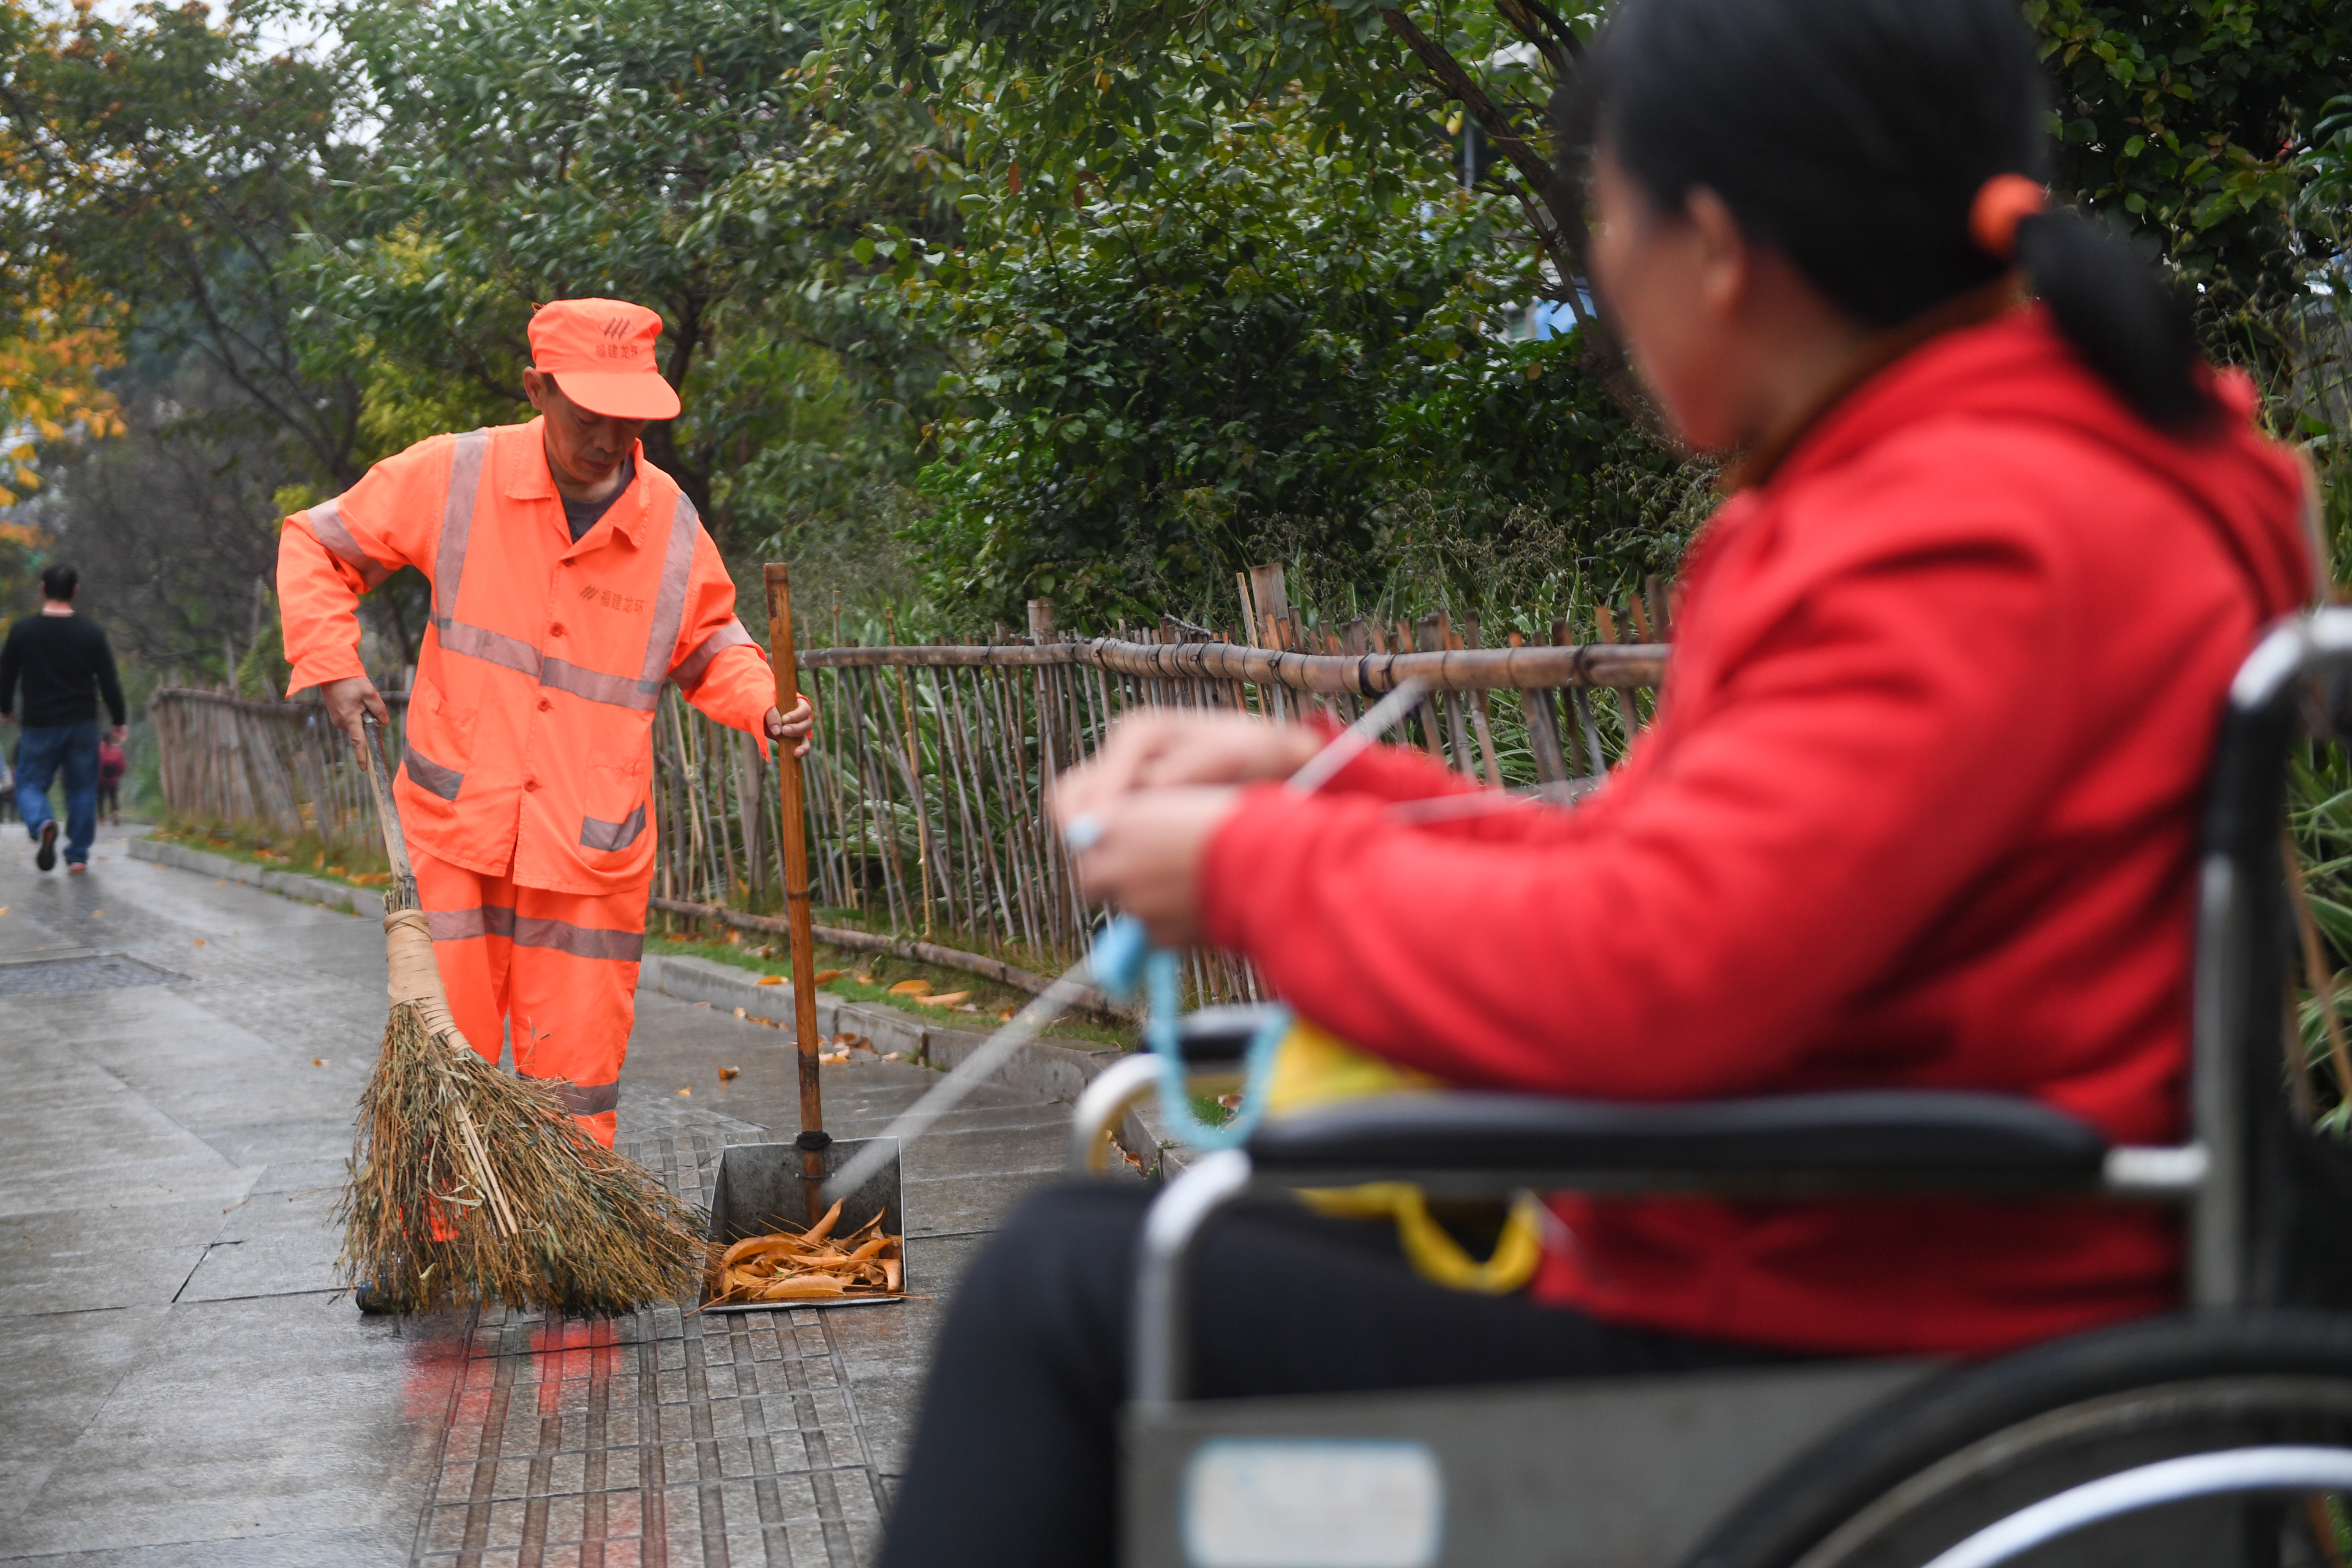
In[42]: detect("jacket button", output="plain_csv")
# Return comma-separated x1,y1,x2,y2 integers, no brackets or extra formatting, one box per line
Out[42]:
548,623,566,637
523,779,539,792
538,699,552,713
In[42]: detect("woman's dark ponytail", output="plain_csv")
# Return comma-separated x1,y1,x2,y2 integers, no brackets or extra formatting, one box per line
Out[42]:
1583,0,2219,434
2011,210,2208,430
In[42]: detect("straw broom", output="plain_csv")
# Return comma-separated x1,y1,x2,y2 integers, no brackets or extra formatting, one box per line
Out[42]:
338,716,705,1316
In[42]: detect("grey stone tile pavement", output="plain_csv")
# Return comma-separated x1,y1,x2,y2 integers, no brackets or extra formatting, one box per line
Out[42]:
0,829,1101,1565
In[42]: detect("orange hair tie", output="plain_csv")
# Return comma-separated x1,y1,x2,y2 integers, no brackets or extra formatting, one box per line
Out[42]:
1970,173,2046,262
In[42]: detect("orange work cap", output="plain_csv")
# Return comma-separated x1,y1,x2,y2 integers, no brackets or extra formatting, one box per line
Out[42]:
527,299,683,421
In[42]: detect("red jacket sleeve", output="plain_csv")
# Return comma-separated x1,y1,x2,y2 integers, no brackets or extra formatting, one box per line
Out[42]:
1199,533,2065,1098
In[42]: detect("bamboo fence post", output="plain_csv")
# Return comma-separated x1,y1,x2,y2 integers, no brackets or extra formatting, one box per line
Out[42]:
734,728,766,903
1594,603,1646,743
851,667,914,933
1457,616,1507,789
885,609,937,935
1508,632,1569,784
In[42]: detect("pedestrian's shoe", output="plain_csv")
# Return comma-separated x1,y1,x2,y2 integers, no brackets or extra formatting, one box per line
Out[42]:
34,821,56,872
66,863,86,875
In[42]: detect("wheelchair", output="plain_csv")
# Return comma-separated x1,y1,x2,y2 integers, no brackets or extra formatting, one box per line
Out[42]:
1067,610,2352,1568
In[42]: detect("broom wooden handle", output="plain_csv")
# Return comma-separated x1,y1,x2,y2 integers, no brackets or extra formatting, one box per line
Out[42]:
358,716,421,914
763,564,829,1218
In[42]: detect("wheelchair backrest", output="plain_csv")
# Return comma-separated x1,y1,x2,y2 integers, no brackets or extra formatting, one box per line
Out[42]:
2196,609,2352,1309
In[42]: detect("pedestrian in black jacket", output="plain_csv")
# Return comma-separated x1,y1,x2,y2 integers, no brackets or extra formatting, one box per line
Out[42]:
0,564,127,872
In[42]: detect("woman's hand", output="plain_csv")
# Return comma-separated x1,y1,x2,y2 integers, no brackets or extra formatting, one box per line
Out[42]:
1051,711,1318,825
1065,786,1243,949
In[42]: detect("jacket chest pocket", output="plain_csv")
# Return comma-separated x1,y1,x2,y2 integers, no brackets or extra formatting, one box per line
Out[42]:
580,746,651,854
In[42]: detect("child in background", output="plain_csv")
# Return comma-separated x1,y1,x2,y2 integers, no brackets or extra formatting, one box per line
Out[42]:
96,736,124,825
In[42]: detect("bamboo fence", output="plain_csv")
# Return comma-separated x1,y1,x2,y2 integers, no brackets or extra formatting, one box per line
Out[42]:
150,687,411,856
151,577,1669,1004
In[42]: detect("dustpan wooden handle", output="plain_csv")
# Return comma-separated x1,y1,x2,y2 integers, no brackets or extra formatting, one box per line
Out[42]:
764,563,830,1222
358,716,421,915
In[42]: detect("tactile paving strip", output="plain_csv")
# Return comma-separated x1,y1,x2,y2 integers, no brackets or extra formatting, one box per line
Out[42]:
409,1124,894,1568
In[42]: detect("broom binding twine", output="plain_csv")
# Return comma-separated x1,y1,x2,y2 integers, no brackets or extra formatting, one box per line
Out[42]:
383,907,521,1236
385,908,464,1046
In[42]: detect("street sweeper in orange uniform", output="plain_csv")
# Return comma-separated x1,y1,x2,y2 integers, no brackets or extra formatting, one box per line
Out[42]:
278,297,813,1149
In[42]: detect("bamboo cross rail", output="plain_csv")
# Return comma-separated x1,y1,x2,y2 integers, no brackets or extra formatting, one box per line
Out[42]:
798,635,1666,694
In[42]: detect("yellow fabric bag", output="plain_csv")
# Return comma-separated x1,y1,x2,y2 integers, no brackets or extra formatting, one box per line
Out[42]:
1264,1020,1546,1295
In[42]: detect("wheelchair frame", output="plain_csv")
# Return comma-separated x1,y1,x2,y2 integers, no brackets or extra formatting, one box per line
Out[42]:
1068,610,2352,1568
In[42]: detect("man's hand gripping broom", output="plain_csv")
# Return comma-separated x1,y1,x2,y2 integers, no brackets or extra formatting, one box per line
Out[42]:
337,716,705,1317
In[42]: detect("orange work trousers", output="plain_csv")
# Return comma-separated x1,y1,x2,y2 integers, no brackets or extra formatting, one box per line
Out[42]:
413,846,648,1148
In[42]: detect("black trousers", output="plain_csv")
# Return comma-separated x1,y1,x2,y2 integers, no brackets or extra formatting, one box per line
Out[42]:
878,1183,1798,1568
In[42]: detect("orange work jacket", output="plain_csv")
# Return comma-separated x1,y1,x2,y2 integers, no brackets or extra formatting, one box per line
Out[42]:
278,419,773,894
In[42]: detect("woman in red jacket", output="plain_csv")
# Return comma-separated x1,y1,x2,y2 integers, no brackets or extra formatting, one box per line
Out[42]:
878,0,2314,1561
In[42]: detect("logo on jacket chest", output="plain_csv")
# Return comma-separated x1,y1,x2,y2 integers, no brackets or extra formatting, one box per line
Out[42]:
579,584,649,614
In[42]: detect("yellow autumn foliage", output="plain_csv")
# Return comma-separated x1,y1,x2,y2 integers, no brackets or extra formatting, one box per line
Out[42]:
0,274,126,507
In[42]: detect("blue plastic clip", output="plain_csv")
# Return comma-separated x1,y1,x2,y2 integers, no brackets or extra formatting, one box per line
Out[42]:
1090,916,1287,1153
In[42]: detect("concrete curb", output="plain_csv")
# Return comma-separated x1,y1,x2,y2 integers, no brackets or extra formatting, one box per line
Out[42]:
122,842,1194,1171
128,838,387,919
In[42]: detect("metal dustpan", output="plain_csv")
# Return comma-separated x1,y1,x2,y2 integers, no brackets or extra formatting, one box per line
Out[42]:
703,1136,908,1313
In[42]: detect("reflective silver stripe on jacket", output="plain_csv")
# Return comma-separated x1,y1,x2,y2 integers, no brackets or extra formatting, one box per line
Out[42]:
425,905,516,942
638,493,701,688
432,429,490,613
402,742,466,802
514,915,643,963
305,497,393,589
438,620,543,678
522,1074,621,1116
673,619,758,692
427,433,698,712
579,805,648,855
542,658,658,710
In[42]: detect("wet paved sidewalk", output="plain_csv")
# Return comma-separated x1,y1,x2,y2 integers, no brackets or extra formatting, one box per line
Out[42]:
0,831,1088,1565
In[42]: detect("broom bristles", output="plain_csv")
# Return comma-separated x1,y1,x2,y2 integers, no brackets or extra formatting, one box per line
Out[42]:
338,1002,706,1316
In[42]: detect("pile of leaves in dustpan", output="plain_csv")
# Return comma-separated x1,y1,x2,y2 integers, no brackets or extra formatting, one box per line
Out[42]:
704,1199,904,1306
340,997,709,1316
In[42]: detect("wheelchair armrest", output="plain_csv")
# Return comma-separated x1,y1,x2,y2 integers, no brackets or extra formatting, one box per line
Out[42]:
1242,1089,2110,1196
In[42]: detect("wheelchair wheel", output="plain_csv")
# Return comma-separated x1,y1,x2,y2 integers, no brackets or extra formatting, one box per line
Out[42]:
1687,1312,2352,1568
